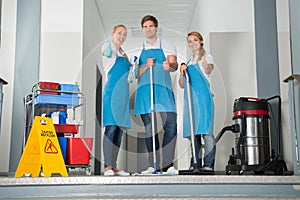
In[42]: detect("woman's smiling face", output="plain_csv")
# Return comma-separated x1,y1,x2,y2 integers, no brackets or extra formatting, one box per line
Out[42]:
112,26,127,46
187,35,202,52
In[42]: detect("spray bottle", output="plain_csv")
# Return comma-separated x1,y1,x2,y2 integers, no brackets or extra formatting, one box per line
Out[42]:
103,42,112,58
127,56,138,83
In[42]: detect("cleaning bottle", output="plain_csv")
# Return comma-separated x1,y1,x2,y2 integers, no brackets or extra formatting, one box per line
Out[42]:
103,42,112,58
127,56,138,83
59,108,67,124
51,110,59,124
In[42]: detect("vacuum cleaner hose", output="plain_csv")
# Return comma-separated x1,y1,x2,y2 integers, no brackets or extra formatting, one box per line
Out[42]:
216,124,239,143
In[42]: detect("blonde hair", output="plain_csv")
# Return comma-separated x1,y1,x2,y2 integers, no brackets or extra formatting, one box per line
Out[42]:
112,24,129,61
112,24,127,34
187,31,206,62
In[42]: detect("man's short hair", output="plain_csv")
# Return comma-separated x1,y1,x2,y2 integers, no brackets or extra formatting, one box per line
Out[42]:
141,15,158,28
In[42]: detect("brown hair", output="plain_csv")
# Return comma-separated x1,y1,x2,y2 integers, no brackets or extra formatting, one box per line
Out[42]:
141,15,158,28
187,31,206,62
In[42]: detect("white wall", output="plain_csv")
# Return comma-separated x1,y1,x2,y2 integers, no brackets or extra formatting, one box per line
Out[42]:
190,0,255,51
0,0,17,173
210,32,256,170
39,0,83,84
81,0,107,172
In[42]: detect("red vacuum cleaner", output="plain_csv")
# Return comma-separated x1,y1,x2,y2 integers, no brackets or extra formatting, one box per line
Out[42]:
216,96,288,175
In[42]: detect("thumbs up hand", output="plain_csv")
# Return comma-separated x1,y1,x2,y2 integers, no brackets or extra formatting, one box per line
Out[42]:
163,55,170,70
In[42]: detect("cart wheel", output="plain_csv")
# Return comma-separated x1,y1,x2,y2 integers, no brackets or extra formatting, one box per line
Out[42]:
86,166,92,176
226,170,232,175
273,161,287,175
254,170,264,175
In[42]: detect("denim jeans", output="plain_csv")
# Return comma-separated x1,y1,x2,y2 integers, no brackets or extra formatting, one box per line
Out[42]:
103,125,124,168
141,112,177,170
190,134,216,169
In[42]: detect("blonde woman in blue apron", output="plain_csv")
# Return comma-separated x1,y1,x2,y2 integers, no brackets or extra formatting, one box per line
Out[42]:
102,25,131,176
134,15,178,175
179,31,216,171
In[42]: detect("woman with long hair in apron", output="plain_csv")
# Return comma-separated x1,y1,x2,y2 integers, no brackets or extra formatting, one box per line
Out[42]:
179,31,216,171
102,24,131,176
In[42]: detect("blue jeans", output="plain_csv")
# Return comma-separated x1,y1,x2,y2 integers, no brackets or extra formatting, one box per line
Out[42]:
141,112,177,170
103,125,124,168
190,134,216,169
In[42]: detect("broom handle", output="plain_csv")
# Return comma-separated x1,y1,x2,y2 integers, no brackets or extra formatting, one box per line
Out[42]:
185,71,197,165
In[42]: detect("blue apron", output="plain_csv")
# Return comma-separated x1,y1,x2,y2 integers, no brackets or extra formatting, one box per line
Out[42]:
103,56,131,128
134,42,176,115
183,62,214,137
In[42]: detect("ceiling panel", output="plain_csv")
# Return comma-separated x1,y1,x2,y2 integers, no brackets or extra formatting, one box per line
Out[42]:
95,0,197,37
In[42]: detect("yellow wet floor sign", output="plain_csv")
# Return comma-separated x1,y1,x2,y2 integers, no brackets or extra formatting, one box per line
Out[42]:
14,116,68,177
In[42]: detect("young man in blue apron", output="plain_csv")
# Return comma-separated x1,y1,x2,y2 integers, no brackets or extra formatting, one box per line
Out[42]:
134,15,178,175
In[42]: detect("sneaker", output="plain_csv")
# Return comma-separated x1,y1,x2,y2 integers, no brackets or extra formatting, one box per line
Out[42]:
141,167,154,175
104,169,114,176
200,166,213,171
166,166,178,175
114,170,130,176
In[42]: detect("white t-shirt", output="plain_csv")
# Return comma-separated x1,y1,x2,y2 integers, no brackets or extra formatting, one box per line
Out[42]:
188,53,214,83
138,37,177,60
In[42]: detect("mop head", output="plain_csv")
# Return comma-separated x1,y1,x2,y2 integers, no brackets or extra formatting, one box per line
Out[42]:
179,165,215,175
132,172,166,176
132,168,179,176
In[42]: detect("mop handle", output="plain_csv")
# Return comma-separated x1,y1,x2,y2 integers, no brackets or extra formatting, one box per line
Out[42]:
149,58,157,173
184,69,197,165
149,61,154,113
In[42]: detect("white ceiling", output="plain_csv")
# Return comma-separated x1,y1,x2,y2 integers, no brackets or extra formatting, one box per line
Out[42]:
95,0,198,37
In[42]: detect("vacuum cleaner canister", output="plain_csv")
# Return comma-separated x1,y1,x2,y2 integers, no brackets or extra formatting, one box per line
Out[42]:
216,96,288,175
232,97,271,166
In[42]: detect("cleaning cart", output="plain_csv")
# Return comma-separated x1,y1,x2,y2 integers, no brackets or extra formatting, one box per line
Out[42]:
24,81,93,175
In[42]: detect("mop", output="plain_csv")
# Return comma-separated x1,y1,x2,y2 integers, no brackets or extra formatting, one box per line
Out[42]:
179,68,214,175
132,58,164,176
149,58,159,174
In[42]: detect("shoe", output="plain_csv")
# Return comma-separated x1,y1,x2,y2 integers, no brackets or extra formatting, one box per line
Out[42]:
157,167,168,172
166,166,178,175
104,169,114,176
114,170,130,176
141,167,154,175
200,166,213,171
